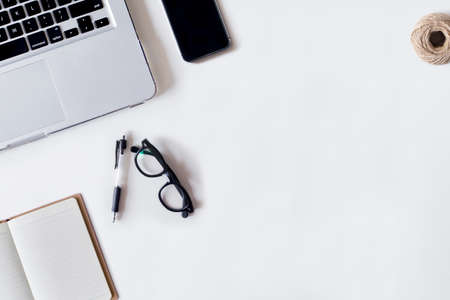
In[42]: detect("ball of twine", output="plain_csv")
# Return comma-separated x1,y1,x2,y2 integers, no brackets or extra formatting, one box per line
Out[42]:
411,13,450,65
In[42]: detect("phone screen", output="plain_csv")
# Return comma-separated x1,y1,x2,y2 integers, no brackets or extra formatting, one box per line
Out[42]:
161,0,230,62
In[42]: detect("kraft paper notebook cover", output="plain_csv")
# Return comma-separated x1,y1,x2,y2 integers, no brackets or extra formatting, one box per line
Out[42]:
0,194,117,300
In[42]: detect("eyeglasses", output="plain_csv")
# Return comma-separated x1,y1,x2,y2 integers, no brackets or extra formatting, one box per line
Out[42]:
131,139,194,218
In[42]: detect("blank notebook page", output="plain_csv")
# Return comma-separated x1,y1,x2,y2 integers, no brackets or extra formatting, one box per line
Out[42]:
0,223,33,300
8,198,111,300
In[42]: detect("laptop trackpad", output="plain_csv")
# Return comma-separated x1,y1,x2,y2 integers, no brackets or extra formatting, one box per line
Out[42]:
0,61,65,143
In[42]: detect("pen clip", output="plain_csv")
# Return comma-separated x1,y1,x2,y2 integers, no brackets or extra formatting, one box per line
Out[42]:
114,136,128,169
114,140,120,169
120,136,127,155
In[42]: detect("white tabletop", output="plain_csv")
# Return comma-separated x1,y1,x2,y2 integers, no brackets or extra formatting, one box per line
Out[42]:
1,0,450,299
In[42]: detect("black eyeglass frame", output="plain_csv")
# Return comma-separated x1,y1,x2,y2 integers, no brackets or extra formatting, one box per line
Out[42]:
131,139,194,218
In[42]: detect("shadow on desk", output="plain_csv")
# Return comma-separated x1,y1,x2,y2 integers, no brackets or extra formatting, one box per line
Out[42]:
126,0,174,96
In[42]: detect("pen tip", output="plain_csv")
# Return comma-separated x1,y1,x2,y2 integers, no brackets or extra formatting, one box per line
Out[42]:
113,213,116,223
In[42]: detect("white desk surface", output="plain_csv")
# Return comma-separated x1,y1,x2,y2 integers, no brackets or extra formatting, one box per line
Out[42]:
1,0,450,299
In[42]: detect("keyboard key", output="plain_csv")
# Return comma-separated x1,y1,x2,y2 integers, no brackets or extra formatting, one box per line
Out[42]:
38,12,53,28
22,17,38,33
77,15,93,33
47,25,63,43
57,0,71,5
27,30,47,49
0,37,28,61
53,7,69,23
40,0,56,10
2,0,17,8
25,1,41,16
64,27,78,38
0,28,7,42
7,23,23,38
19,0,32,2
69,0,102,18
0,11,11,26
10,6,26,21
94,17,108,28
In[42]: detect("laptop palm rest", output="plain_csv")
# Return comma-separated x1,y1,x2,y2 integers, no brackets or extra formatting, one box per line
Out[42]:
0,61,66,144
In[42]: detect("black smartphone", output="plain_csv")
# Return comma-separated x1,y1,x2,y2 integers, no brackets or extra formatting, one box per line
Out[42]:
161,0,230,62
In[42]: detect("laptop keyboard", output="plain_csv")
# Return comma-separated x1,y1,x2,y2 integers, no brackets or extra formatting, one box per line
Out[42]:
0,0,112,63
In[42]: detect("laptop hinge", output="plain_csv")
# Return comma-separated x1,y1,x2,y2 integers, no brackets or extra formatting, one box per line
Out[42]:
3,133,47,150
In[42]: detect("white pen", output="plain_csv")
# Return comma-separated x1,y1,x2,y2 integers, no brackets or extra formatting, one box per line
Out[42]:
112,135,128,223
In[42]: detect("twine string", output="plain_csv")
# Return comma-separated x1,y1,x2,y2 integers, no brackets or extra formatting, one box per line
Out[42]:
411,13,450,65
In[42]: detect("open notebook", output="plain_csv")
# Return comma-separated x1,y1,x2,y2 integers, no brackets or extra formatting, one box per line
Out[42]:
0,195,116,300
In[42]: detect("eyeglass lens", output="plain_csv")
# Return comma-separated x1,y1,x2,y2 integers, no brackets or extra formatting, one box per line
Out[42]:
136,150,165,176
159,183,187,211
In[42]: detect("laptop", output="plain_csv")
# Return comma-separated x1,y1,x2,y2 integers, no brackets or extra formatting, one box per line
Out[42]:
0,0,156,150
